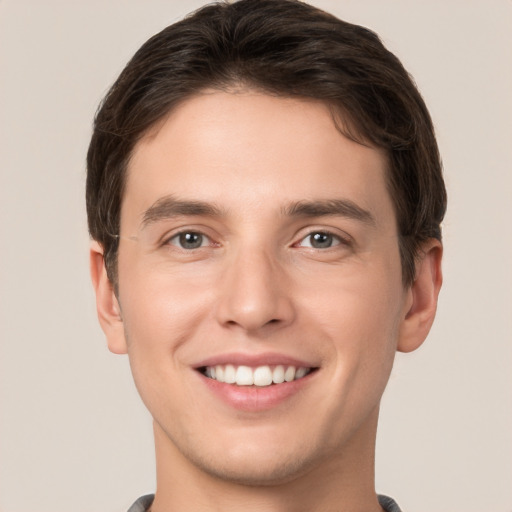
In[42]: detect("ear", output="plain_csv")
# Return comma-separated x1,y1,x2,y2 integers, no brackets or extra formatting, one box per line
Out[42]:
397,239,443,353
90,241,127,354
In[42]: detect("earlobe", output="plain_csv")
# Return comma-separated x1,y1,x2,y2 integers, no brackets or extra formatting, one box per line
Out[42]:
89,241,127,355
397,240,443,353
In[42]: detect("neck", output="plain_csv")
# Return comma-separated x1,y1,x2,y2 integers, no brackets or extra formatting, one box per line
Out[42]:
150,408,384,512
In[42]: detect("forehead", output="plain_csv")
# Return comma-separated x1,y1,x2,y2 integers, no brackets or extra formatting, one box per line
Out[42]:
123,90,394,231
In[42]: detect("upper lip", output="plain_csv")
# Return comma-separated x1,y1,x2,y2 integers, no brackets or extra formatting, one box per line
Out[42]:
193,352,319,369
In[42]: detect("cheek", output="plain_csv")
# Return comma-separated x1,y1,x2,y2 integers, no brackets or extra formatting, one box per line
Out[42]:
120,276,210,351
117,271,210,415
310,259,405,383
116,245,213,365
310,254,403,337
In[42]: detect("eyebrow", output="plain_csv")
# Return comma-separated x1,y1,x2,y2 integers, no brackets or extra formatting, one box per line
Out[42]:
141,195,225,228
140,195,376,229
283,199,376,226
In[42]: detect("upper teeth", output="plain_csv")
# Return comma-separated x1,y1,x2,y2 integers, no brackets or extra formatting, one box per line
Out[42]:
204,365,310,387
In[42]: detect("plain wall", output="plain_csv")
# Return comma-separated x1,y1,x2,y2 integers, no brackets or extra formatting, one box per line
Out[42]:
1,1,511,511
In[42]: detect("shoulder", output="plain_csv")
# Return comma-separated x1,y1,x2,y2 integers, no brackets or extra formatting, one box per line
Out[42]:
127,494,154,512
378,494,403,512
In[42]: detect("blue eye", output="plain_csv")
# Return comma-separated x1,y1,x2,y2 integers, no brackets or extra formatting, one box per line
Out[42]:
299,232,342,249
168,232,209,249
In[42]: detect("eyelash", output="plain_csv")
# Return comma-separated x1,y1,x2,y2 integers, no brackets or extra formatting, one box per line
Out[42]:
164,229,351,251
294,230,351,249
166,231,215,250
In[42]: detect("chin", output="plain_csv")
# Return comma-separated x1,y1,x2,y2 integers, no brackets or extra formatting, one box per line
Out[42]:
194,450,319,487
175,429,328,487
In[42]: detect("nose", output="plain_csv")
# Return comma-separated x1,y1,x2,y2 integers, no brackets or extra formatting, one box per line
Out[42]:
215,247,295,334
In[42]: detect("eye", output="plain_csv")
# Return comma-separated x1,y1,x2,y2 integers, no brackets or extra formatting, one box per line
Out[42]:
167,231,210,249
297,231,344,249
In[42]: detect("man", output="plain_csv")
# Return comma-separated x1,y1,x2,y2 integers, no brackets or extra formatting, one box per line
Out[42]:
87,1,446,511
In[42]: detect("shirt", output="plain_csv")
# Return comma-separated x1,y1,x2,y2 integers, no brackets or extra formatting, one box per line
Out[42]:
127,493,403,511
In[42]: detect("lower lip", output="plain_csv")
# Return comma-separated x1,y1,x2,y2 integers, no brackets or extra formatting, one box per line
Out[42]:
199,372,315,412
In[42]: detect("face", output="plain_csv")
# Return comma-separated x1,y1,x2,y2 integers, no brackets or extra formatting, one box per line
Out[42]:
98,90,427,484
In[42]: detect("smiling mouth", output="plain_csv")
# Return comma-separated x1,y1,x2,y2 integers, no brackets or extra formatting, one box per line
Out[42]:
199,364,316,387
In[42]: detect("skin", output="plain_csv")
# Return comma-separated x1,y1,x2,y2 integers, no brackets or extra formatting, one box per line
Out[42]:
91,90,442,512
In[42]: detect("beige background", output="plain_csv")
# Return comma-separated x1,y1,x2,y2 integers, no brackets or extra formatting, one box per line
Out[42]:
1,1,511,511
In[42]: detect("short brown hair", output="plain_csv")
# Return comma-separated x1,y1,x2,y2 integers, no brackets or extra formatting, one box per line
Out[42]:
86,0,446,287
